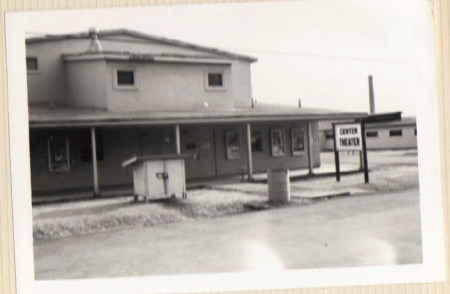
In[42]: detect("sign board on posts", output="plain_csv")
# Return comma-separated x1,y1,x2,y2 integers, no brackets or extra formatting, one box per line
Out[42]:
335,123,363,151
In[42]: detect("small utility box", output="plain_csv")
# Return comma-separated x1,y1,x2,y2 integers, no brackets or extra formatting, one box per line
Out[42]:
122,154,193,201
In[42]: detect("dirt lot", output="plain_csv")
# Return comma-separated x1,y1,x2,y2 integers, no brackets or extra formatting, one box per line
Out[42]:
35,189,421,279
33,150,419,240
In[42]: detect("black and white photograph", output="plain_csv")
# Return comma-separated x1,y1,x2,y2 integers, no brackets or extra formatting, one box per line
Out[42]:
4,0,446,293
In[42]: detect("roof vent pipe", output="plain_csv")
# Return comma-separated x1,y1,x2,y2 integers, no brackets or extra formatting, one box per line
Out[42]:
298,99,302,108
88,27,103,52
368,75,375,114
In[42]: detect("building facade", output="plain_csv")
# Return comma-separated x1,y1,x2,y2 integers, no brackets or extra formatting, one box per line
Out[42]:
27,28,365,196
319,117,417,151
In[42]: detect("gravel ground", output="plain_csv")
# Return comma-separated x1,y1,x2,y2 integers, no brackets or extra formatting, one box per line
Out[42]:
33,190,312,240
33,150,418,240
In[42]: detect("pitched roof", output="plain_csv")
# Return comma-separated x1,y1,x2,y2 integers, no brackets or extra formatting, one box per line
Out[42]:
26,28,257,63
63,51,234,65
29,103,367,128
364,116,416,129
319,116,416,131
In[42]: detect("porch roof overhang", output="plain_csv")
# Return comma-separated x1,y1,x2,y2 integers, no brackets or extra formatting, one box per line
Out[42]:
29,104,368,129
63,51,234,65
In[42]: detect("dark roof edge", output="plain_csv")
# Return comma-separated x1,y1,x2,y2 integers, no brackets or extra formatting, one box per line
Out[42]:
29,112,367,128
26,28,258,63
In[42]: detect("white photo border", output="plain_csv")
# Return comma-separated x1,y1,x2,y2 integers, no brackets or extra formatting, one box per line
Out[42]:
5,2,446,294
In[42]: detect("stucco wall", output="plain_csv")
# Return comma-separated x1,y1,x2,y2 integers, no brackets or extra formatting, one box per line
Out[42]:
105,61,245,112
26,39,90,106
65,60,108,109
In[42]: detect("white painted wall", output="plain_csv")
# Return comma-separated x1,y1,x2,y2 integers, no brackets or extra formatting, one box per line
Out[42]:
365,126,417,150
26,39,90,106
65,60,108,109
105,60,251,112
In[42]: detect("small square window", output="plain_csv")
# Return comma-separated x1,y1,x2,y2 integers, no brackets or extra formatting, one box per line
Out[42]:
26,57,38,71
117,70,135,86
208,73,223,87
366,131,378,137
185,143,197,150
205,71,226,90
389,129,403,137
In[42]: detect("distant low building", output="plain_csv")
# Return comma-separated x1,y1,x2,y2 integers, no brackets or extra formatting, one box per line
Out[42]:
319,117,417,151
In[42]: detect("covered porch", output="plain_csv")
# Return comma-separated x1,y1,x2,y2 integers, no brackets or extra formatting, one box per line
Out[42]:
28,104,366,199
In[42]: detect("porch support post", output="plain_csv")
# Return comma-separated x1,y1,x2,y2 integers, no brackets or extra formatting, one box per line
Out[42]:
307,121,314,175
359,151,365,171
175,124,181,155
246,123,253,180
91,127,100,196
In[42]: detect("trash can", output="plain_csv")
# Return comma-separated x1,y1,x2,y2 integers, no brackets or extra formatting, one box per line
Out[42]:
267,169,290,203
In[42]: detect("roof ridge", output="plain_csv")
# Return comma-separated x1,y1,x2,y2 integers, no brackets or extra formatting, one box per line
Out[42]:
26,28,257,63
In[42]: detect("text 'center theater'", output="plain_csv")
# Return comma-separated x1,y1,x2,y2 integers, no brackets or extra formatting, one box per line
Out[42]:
26,28,365,197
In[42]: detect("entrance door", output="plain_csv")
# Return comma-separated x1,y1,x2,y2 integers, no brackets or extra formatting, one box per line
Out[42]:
138,129,174,156
181,127,216,180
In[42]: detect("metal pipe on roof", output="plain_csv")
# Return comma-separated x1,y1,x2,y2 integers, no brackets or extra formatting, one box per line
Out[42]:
88,27,103,53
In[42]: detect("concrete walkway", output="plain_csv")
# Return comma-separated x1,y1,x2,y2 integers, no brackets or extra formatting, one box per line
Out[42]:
251,162,360,182
32,163,360,204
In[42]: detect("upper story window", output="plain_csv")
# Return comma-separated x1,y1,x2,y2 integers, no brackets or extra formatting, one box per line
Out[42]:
113,67,137,90
366,131,378,137
205,71,225,90
117,70,135,85
389,129,403,137
26,57,39,71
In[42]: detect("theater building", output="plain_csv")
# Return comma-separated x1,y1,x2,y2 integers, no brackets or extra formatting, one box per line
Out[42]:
26,28,365,196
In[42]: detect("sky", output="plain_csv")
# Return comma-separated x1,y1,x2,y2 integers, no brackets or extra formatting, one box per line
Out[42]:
21,0,436,115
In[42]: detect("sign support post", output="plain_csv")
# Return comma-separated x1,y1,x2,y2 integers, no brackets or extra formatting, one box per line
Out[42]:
332,123,340,182
361,121,369,183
